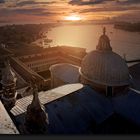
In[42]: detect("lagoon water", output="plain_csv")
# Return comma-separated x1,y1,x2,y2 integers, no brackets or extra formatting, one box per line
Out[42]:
48,24,140,61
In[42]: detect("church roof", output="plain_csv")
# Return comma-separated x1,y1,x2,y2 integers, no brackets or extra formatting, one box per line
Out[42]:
11,84,84,116
10,83,140,134
112,90,140,125
45,85,113,134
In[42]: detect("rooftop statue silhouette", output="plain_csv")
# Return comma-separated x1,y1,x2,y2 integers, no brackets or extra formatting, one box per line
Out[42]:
25,82,48,133
96,27,112,51
1,58,17,109
2,58,17,85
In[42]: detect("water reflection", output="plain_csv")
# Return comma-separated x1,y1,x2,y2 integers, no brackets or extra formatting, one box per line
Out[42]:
48,24,140,60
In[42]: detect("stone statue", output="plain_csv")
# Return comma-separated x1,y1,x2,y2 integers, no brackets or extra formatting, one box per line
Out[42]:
1,57,17,109
25,83,48,133
96,27,112,51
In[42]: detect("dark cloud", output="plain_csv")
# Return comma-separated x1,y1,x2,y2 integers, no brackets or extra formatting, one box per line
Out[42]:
69,0,140,6
0,20,9,23
80,6,139,13
0,8,59,17
69,0,116,5
14,8,58,16
113,10,140,21
0,0,139,22
16,0,56,7
0,0,5,3
117,0,140,5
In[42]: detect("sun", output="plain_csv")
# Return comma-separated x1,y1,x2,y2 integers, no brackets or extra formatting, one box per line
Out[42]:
64,15,82,21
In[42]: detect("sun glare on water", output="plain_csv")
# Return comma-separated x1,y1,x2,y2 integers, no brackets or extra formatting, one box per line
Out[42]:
64,15,82,21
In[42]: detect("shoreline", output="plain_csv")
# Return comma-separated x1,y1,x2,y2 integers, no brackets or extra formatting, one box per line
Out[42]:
114,22,140,33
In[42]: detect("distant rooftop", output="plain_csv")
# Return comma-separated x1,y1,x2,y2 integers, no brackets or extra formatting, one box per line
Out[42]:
13,46,86,57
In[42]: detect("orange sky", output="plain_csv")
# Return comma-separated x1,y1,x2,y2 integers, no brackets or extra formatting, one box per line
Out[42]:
0,0,140,24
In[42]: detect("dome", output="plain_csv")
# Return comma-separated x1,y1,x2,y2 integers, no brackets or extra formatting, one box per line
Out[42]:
80,27,130,86
1,60,17,86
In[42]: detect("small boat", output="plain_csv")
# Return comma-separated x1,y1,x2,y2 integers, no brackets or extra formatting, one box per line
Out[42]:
44,38,52,43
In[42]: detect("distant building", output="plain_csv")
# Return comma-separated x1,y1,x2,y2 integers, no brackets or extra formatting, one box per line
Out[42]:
18,46,86,73
0,45,86,98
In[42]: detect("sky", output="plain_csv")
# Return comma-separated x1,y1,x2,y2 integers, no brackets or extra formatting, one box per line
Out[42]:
0,0,140,24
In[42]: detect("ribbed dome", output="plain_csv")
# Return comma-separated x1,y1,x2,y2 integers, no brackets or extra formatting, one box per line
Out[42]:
1,60,16,85
80,27,130,86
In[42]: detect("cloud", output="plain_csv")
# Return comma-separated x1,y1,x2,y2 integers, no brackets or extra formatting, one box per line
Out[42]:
0,0,140,23
16,0,56,7
117,0,140,5
113,10,140,21
15,8,58,16
69,0,116,5
0,20,9,23
79,6,139,13
0,7,59,17
69,0,140,6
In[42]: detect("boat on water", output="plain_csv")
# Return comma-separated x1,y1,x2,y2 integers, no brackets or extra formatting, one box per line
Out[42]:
44,38,52,43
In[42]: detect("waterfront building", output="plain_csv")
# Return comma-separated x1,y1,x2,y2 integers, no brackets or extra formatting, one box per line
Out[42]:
18,46,86,73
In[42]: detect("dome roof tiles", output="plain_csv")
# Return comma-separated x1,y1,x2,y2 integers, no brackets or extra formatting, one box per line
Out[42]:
80,50,130,86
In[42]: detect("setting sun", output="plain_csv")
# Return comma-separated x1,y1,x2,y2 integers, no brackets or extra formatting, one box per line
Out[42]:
64,15,82,21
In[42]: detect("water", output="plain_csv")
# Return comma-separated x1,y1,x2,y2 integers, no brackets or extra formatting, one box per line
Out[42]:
47,24,140,61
